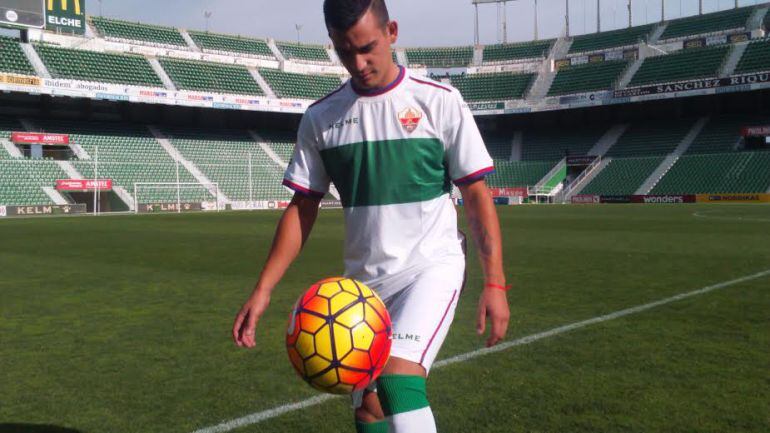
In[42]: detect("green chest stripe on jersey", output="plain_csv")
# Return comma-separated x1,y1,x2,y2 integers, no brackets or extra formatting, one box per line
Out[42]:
320,138,450,208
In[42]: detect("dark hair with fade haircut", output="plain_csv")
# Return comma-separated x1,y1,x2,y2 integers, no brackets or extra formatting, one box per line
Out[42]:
323,0,390,32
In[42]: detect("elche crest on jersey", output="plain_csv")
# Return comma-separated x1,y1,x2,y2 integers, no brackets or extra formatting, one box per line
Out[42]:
398,107,423,133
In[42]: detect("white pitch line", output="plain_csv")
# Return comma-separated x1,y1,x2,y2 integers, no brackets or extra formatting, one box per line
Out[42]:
192,269,770,433
692,211,770,223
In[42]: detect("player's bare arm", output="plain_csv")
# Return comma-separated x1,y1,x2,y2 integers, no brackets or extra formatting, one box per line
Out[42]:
458,179,510,348
233,193,321,348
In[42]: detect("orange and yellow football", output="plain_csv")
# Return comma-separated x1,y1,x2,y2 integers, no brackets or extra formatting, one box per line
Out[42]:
286,277,392,395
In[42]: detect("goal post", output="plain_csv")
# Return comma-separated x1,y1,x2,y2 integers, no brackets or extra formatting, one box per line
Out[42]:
133,182,221,214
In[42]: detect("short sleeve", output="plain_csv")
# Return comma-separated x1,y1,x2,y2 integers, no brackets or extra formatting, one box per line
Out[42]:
282,113,330,198
442,90,495,185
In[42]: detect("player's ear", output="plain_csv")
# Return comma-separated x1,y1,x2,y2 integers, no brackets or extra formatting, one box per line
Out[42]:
386,20,398,45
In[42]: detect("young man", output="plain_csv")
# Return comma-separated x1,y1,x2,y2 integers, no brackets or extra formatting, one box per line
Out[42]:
233,1,510,431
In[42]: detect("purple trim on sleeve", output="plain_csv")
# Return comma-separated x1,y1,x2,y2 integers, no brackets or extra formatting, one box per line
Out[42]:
282,179,325,198
452,166,495,186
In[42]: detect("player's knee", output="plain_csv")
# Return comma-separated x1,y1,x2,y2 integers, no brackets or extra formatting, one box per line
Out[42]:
355,406,382,423
355,391,385,422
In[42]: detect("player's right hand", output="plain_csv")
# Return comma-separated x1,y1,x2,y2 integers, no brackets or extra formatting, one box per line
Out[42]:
233,291,271,348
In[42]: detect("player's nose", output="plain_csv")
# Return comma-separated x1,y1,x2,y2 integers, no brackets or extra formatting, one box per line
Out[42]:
355,55,368,73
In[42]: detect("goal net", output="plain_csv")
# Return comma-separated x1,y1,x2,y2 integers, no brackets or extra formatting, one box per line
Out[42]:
133,182,221,213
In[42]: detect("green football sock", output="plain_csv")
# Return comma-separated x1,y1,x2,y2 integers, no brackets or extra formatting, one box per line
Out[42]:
375,374,430,416
355,419,388,433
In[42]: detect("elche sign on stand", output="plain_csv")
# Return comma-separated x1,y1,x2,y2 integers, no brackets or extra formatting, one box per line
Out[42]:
46,0,86,34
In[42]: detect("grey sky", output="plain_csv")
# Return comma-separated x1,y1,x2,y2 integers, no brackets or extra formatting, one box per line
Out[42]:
85,0,765,46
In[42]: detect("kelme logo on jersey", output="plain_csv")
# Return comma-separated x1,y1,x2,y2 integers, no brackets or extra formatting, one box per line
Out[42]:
398,107,422,133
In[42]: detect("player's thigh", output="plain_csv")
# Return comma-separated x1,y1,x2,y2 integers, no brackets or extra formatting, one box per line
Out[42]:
385,260,464,373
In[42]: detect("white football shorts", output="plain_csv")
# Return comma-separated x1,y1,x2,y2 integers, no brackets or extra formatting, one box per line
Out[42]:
352,256,465,408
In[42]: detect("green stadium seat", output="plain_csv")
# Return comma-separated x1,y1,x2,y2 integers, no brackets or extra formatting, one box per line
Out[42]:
660,6,753,40
0,36,36,77
606,120,693,158
734,38,770,75
764,10,770,32
90,16,188,47
481,131,513,161
486,160,557,187
450,72,534,101
159,58,264,95
0,160,68,206
628,45,729,87
405,46,474,68
483,40,554,63
276,42,330,63
581,156,664,195
163,128,290,201
34,44,163,87
188,31,275,59
685,115,761,154
258,68,342,100
0,117,24,142
33,120,205,204
548,60,629,96
521,127,607,161
651,151,770,194
258,130,296,162
569,24,655,54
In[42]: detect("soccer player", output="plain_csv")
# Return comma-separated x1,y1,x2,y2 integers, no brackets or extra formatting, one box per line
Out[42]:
233,0,510,431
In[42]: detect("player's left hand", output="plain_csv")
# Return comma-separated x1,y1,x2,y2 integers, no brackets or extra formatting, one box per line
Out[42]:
477,286,510,347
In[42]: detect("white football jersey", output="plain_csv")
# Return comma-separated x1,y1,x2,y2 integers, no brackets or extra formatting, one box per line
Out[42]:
284,66,493,295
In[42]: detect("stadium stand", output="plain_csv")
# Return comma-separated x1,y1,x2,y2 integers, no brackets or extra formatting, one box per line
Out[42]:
258,68,341,100
765,9,770,31
481,131,514,161
734,38,770,75
32,120,203,203
0,116,23,142
90,16,188,47
35,44,164,87
164,128,290,201
547,60,629,96
628,45,729,87
405,46,474,67
660,6,753,40
0,160,67,206
257,130,296,162
450,72,534,101
159,58,263,95
606,120,693,158
520,127,607,161
275,41,330,62
568,24,655,53
187,31,275,59
486,160,555,187
651,151,770,194
0,36,36,76
482,40,554,62
685,115,750,154
580,156,665,195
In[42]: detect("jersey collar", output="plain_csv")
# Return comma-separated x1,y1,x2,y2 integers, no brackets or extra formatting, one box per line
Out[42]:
351,65,405,97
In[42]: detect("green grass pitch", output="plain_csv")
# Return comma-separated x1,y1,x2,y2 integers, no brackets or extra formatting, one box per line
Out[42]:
1,204,768,433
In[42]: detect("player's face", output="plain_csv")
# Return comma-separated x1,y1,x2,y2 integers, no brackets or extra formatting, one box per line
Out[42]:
329,9,399,90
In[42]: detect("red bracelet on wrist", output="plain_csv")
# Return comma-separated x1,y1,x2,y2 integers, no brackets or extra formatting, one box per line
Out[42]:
484,283,511,291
